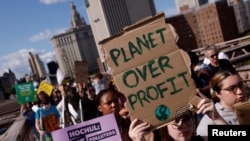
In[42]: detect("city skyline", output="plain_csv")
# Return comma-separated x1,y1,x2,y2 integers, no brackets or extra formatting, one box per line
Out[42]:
0,0,177,79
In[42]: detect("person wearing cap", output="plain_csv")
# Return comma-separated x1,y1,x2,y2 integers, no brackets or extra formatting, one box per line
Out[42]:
128,91,227,141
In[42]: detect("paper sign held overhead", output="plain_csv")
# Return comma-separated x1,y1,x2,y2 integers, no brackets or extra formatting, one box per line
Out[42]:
37,81,54,96
75,61,88,84
52,113,122,141
100,12,197,129
15,82,36,104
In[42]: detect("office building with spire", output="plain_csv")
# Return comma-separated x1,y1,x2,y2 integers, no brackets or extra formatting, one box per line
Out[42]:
28,52,47,79
84,0,156,72
51,2,99,78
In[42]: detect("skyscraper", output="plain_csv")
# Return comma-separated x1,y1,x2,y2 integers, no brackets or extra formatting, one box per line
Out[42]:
192,0,238,47
28,52,46,79
228,0,244,5
167,0,238,48
51,2,99,78
175,0,208,13
85,0,156,71
230,0,250,33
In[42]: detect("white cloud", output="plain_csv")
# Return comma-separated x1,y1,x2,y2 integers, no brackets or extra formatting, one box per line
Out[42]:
39,0,69,5
39,51,56,63
0,48,56,79
29,28,66,42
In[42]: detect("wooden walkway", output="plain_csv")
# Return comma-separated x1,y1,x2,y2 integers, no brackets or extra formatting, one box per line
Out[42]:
0,99,20,117
0,117,27,141
0,99,29,141
0,99,21,132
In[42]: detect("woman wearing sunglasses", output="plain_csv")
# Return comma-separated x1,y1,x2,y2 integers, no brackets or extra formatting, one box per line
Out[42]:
196,70,248,140
128,92,227,141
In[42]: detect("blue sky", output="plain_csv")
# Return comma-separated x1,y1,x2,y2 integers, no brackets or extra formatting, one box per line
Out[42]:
0,0,178,79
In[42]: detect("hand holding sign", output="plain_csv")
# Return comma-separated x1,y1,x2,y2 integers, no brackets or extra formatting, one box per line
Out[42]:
128,118,151,141
195,89,216,118
194,89,226,123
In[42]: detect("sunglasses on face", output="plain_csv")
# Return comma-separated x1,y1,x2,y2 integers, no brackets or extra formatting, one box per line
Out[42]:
220,81,244,94
171,114,193,129
209,53,218,58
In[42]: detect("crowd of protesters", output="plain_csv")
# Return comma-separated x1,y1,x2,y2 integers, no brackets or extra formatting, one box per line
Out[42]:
18,45,250,141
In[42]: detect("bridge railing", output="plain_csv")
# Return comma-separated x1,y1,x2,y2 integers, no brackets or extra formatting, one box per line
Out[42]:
237,68,250,85
0,117,27,141
192,35,250,65
0,99,33,141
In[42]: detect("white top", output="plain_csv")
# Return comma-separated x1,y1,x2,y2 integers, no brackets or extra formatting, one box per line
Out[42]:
203,52,229,65
196,102,238,137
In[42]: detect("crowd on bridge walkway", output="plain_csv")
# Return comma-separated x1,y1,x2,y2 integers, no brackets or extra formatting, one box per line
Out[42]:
18,45,250,141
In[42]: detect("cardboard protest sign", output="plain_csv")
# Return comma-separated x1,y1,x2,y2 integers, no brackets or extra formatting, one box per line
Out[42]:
100,12,196,128
51,113,122,141
234,100,250,125
37,81,54,96
75,61,88,83
15,82,36,104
